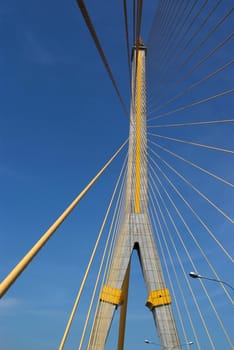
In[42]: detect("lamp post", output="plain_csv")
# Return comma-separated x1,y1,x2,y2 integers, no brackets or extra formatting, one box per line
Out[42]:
145,339,155,344
189,272,234,291
144,339,157,345
144,339,194,348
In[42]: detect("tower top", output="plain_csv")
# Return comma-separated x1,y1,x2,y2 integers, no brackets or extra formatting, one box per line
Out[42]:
135,37,145,46
133,37,146,49
131,37,147,60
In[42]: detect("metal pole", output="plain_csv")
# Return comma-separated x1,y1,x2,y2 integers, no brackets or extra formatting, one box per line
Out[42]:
0,141,127,298
189,272,234,291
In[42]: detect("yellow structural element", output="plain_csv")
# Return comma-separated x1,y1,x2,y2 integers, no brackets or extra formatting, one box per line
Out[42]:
0,141,127,299
134,51,142,213
146,288,171,310
100,285,123,306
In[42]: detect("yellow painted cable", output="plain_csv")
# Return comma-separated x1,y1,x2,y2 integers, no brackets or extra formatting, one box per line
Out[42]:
0,140,127,299
76,156,128,350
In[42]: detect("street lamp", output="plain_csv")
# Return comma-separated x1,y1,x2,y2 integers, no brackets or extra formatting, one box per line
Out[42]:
144,339,193,348
144,339,154,344
189,272,234,291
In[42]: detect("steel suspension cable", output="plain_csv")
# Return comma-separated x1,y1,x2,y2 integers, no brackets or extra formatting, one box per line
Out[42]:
157,1,190,64
149,0,208,91
59,154,128,350
147,33,233,114
148,160,214,349
147,0,174,59
147,0,169,43
160,0,184,47
149,132,234,154
148,143,233,264
148,140,234,188
0,140,128,298
136,0,143,41
160,0,221,78
148,157,234,345
154,1,180,53
148,177,201,350
148,119,234,129
148,89,234,122
149,146,234,224
133,0,136,43
146,0,171,88
148,147,233,266
152,6,233,103
147,0,200,105
147,0,165,45
76,0,129,116
149,159,232,349
160,1,181,44
77,156,128,350
149,162,233,347
158,0,199,71
149,60,233,115
161,0,218,75
123,0,131,85
104,176,127,281
148,181,197,349
87,165,128,348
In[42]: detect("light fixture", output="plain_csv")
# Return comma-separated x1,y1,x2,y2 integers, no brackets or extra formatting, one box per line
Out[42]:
189,271,234,290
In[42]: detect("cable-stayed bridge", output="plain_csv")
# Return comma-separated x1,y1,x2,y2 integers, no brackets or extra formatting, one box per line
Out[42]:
0,1,233,349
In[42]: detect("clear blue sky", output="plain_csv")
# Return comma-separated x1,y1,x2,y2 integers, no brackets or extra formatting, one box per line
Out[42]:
0,1,233,349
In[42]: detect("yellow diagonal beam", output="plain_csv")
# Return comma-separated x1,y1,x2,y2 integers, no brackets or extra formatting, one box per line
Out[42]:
118,263,130,350
0,140,127,298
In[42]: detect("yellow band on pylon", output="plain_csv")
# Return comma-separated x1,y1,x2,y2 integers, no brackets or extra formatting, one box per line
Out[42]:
135,52,142,213
100,285,123,306
146,288,171,310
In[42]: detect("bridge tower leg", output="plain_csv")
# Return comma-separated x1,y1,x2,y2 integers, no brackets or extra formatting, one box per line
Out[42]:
88,40,181,350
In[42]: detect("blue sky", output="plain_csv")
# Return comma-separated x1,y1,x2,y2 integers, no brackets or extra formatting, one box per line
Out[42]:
0,1,233,349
